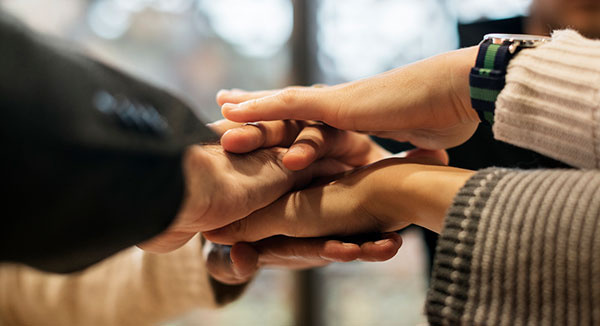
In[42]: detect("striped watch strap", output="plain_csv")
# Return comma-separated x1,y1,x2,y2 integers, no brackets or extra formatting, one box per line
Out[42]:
469,40,517,126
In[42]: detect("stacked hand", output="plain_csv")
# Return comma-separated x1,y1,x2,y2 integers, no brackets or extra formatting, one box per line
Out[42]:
218,47,480,150
203,47,480,263
201,119,467,284
139,119,404,284
142,46,481,285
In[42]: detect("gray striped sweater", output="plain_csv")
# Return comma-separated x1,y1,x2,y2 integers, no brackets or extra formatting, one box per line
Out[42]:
426,30,600,325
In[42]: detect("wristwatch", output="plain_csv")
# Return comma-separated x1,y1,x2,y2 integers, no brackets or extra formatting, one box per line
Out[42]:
469,33,551,125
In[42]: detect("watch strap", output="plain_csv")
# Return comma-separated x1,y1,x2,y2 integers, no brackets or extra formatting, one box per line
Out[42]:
469,40,518,126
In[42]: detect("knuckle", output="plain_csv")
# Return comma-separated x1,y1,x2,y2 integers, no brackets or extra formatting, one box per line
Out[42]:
278,88,301,106
185,145,206,170
230,218,248,237
244,98,259,109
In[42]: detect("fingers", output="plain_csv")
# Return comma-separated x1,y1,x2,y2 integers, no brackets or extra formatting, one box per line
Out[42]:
221,87,335,124
284,127,387,171
206,119,243,136
230,243,260,279
205,234,402,285
357,232,402,262
220,120,305,154
219,119,379,171
253,237,359,267
282,124,337,171
204,241,259,285
208,119,308,154
249,233,402,268
217,85,328,107
216,89,280,106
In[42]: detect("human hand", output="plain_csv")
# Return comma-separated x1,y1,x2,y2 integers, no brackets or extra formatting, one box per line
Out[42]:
218,46,480,150
204,233,402,285
138,145,349,253
208,119,390,171
204,157,474,245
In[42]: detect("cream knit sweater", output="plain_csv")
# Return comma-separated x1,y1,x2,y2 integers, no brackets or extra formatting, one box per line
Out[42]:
0,235,230,325
427,30,600,325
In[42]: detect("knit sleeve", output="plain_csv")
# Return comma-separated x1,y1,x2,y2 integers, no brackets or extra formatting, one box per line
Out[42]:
426,168,600,325
493,30,600,169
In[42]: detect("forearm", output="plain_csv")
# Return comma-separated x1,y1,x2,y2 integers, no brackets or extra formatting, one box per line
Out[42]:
427,168,600,325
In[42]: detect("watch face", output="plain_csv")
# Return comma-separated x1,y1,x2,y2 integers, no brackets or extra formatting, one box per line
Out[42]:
483,33,551,45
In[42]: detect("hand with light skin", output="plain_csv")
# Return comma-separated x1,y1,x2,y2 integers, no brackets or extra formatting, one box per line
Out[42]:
218,46,480,150
203,158,475,246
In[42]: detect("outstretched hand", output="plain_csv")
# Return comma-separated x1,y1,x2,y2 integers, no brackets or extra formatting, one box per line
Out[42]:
218,47,480,150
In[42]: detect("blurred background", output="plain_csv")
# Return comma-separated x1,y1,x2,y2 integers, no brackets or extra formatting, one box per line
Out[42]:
0,0,531,325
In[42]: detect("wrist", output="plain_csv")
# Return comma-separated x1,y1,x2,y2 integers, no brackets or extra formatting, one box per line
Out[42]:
409,168,475,233
447,46,480,124
365,160,474,234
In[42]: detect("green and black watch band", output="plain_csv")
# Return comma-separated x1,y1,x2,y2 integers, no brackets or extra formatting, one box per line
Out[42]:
469,34,550,126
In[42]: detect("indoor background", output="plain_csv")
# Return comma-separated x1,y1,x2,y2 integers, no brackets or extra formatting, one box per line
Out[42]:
1,1,532,325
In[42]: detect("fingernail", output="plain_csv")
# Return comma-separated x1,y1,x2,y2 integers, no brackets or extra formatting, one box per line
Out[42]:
286,146,303,156
342,243,357,249
374,239,391,245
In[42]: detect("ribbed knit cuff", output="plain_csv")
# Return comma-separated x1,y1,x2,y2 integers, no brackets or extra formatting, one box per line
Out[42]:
426,168,509,326
493,29,600,169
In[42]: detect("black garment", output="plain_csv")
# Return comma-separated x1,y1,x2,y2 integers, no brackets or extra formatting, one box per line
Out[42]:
0,12,216,273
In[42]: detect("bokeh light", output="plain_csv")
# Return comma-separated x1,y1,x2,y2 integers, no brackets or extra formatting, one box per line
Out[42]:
452,0,531,23
198,0,293,58
317,0,458,82
88,0,132,40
